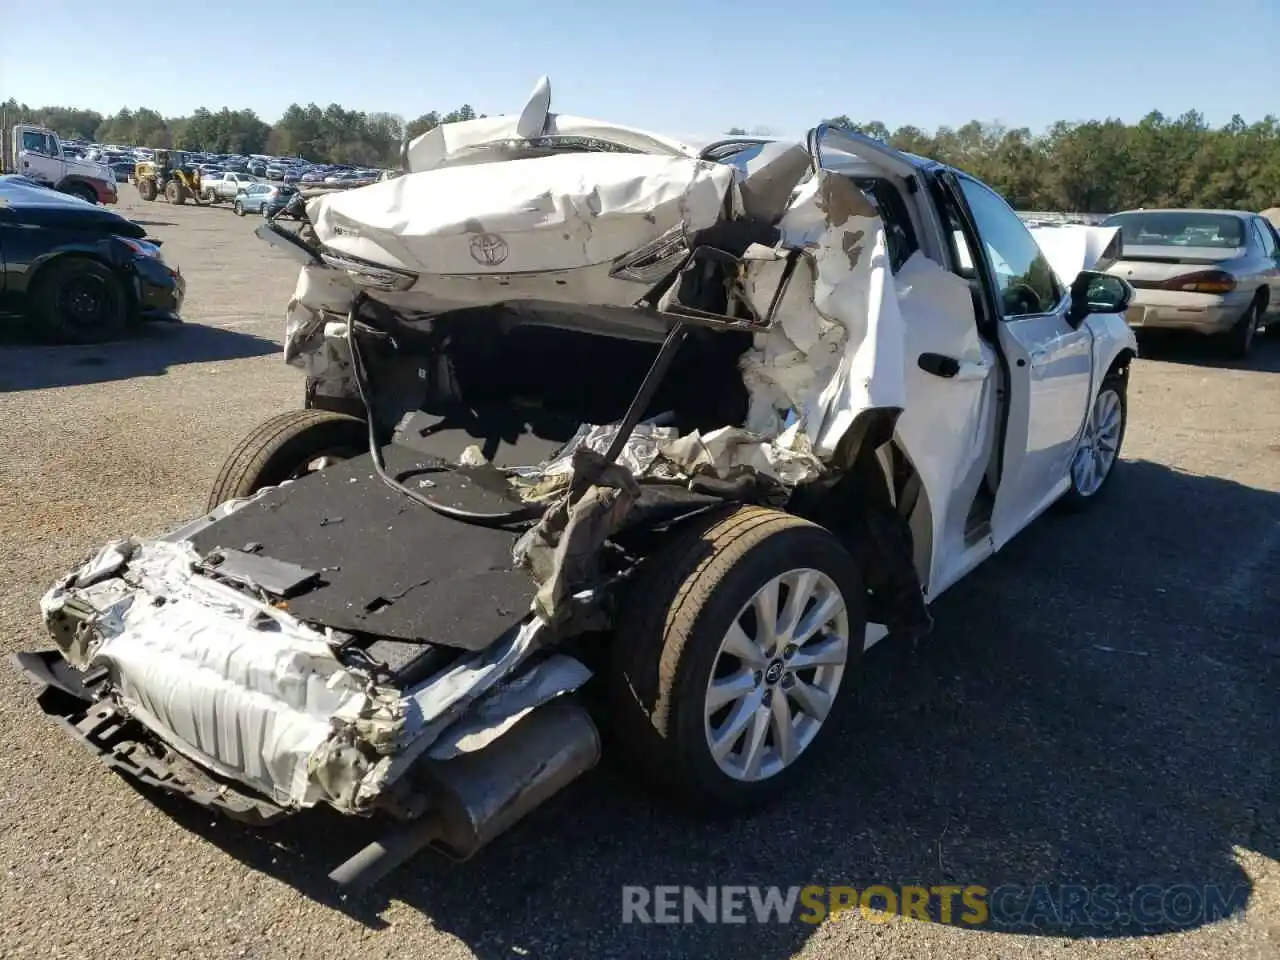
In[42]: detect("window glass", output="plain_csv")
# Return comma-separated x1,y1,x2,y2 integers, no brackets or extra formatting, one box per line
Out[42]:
1102,211,1246,248
21,131,47,153
1253,219,1277,257
958,176,1063,318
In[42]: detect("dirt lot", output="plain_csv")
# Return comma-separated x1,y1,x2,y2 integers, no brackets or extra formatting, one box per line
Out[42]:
0,195,1276,960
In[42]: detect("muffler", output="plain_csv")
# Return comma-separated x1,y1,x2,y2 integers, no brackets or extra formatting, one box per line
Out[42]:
329,697,600,890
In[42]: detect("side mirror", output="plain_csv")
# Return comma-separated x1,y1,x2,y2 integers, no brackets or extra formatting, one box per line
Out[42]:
1067,269,1133,327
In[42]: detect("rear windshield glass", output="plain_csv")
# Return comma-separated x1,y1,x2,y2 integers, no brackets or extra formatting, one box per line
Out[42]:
1103,211,1246,248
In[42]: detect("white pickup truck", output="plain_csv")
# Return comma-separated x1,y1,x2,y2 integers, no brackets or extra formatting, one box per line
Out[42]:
4,125,117,204
201,171,257,203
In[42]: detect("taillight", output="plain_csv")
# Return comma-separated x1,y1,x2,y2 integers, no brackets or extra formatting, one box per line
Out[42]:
1159,270,1236,294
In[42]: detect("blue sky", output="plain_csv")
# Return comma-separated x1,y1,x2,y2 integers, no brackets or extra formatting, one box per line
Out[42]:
3,0,1275,138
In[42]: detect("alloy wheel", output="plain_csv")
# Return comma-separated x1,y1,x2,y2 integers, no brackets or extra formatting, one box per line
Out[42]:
1071,387,1123,496
703,568,850,782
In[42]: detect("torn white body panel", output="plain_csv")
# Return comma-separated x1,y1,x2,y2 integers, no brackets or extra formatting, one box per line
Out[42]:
41,536,591,814
748,172,907,458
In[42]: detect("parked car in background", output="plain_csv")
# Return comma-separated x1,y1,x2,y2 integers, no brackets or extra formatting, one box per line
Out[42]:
1100,208,1280,357
233,182,296,217
108,161,136,183
201,171,257,203
0,175,184,342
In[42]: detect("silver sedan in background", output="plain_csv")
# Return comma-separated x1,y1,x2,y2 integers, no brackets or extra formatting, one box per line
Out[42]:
1100,208,1280,357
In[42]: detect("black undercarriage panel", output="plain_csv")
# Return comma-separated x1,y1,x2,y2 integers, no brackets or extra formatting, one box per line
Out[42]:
190,444,535,651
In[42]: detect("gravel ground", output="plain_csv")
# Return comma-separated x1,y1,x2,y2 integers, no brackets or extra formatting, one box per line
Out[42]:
0,195,1275,960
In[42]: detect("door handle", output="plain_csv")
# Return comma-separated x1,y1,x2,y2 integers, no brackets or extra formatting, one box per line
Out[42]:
917,353,989,381
918,353,960,378
1029,348,1050,366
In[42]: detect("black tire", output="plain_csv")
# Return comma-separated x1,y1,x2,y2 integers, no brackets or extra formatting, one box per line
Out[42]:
138,179,157,201
1221,297,1263,359
233,199,245,217
606,506,865,814
206,410,368,510
62,182,97,204
1059,372,1127,510
30,257,129,344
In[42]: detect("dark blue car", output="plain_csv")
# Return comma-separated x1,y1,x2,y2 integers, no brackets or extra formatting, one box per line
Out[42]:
0,175,185,343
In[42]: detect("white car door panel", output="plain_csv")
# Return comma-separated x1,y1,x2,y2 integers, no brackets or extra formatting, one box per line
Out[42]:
17,128,61,186
992,307,1093,542
944,174,1094,547
892,252,1000,595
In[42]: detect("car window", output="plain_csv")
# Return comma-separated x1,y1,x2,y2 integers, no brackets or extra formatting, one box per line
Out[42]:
1103,211,1246,249
1252,219,1277,258
22,131,48,154
958,175,1063,318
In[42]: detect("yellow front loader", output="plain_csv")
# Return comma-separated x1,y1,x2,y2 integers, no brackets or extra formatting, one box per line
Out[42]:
135,150,205,205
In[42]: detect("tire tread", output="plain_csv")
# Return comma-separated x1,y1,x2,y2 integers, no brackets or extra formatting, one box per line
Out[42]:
205,409,366,511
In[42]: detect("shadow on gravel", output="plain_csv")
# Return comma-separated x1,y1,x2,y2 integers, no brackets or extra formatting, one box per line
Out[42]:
1136,327,1280,373
0,322,278,391
129,219,179,227
134,458,1278,958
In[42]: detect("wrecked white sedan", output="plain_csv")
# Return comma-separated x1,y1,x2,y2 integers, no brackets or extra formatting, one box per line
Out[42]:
16,80,1137,890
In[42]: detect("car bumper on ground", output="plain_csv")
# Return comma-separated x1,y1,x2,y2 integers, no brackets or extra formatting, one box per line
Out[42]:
131,255,186,320
1126,290,1252,334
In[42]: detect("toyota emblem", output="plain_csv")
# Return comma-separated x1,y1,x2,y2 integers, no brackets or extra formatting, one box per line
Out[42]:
469,232,509,266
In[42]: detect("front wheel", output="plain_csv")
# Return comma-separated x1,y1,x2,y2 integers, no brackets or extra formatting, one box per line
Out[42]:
607,507,865,814
233,199,244,216
30,257,129,344
63,182,97,204
206,410,368,510
1060,372,1127,509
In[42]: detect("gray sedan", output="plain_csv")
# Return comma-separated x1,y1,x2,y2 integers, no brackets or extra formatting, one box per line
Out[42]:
1100,208,1280,357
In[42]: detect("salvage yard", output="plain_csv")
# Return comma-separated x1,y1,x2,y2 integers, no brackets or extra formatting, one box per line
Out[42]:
0,195,1277,960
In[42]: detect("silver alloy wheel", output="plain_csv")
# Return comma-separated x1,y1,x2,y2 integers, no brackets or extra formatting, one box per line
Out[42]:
1071,386,1123,497
703,568,850,782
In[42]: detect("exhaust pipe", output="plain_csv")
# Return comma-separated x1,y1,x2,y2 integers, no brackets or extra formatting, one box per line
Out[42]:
329,697,600,890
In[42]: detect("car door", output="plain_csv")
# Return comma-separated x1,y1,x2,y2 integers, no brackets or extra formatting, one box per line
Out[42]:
16,129,61,186
944,173,1095,546
1250,218,1280,309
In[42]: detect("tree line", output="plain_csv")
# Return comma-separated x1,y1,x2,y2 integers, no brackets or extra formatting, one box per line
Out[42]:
5,97,1278,212
1,99,481,168
731,110,1280,214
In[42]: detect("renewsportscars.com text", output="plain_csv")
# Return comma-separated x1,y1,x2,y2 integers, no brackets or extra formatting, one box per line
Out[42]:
621,883,1248,929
